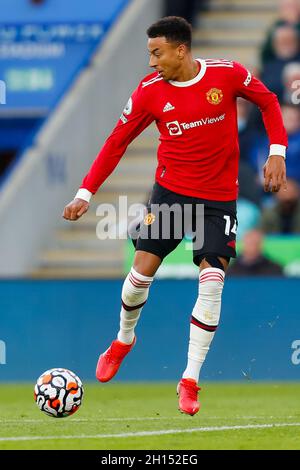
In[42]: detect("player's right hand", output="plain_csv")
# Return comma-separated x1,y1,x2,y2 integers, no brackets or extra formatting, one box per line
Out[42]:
62,198,89,221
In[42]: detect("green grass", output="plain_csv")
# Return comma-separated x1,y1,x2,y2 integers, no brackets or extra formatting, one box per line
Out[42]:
0,382,300,450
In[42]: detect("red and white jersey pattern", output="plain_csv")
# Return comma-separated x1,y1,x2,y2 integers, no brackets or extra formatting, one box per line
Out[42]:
80,59,288,201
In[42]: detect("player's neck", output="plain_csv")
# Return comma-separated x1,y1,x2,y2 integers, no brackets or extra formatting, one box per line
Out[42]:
173,58,200,82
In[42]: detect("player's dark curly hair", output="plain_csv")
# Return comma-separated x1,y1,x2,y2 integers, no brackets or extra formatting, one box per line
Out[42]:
147,16,192,50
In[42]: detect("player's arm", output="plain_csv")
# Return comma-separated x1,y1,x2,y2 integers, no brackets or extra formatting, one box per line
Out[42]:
63,84,154,221
233,62,288,193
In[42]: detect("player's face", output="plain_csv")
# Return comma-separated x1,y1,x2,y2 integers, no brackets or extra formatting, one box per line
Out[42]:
148,37,184,81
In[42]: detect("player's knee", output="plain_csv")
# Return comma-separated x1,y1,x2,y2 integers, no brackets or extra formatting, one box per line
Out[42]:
199,266,225,297
201,255,229,272
133,250,162,278
192,267,225,327
121,267,153,307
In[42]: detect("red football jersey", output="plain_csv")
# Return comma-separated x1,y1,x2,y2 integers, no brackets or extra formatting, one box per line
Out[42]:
80,59,288,201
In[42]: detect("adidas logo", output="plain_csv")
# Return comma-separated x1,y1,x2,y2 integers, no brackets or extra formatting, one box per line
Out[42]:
163,102,175,112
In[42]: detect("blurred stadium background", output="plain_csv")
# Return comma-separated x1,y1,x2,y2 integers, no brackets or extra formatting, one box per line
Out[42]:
0,0,299,393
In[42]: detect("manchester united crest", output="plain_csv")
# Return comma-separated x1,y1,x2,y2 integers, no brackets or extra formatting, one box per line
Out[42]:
206,88,223,105
144,213,156,225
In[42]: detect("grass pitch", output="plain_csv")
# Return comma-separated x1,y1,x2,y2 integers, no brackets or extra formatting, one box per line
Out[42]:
0,382,299,450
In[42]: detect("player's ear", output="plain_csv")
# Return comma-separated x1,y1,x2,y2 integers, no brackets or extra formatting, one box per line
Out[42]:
177,44,186,59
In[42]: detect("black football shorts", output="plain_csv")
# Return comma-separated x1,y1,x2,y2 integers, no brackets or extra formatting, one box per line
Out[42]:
130,182,237,266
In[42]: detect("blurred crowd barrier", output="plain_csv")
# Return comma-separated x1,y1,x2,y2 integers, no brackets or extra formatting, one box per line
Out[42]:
0,278,299,381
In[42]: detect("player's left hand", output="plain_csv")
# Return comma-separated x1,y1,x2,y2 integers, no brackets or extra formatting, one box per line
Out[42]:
263,155,287,193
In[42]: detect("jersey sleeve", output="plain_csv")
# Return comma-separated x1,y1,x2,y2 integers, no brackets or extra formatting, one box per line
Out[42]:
233,61,288,150
79,82,154,195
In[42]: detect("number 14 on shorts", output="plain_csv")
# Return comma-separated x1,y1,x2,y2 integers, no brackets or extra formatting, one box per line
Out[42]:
223,215,237,236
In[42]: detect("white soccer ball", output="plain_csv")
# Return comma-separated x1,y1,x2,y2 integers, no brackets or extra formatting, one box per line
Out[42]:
34,368,84,418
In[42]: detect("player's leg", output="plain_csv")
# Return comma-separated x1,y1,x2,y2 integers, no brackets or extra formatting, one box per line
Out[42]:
117,250,161,345
117,183,185,345
178,255,229,415
183,255,229,380
97,183,184,383
96,251,161,383
178,204,237,415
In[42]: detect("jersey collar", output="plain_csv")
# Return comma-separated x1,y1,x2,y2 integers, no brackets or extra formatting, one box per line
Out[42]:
169,59,206,87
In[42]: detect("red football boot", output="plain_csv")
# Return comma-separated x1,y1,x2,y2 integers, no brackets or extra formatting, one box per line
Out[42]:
177,378,201,416
96,337,136,383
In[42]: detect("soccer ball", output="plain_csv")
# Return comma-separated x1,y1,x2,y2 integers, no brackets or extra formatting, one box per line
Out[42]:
34,368,84,418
